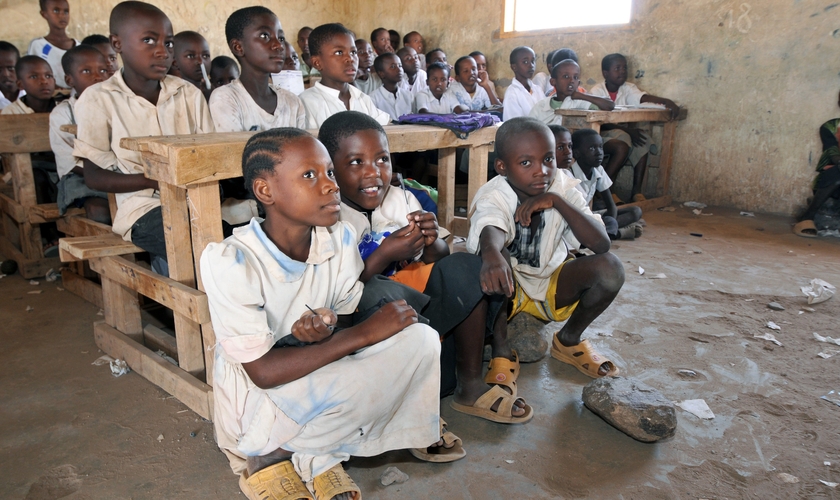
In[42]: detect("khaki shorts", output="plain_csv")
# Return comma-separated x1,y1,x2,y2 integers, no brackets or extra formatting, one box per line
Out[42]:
602,127,650,166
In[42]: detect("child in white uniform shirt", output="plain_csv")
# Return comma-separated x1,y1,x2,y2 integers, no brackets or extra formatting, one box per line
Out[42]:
353,39,382,95
415,62,460,113
529,59,614,126
0,43,24,111
397,46,428,101
28,0,78,90
502,46,540,121
370,53,412,121
449,56,500,112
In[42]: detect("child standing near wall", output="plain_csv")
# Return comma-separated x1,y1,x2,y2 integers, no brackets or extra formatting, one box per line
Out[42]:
528,59,614,125
502,46,540,120
80,35,118,77
353,39,382,95
370,53,412,121
29,0,78,92
0,43,24,110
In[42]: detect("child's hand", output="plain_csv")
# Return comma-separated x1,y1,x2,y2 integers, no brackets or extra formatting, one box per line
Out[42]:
408,210,439,246
362,299,418,344
378,221,425,262
515,193,560,227
662,99,680,120
477,69,491,87
480,251,514,297
628,127,648,147
291,307,337,343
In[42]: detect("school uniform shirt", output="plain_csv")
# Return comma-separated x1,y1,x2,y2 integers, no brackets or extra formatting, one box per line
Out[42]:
502,78,542,121
467,173,602,301
0,90,26,111
28,38,79,89
209,79,305,133
528,95,598,126
73,71,214,241
354,72,382,95
399,69,428,96
532,71,552,97
200,219,440,479
370,85,412,121
0,97,34,115
49,96,77,178
299,82,390,129
447,81,491,111
588,81,647,106
571,161,612,204
414,88,460,114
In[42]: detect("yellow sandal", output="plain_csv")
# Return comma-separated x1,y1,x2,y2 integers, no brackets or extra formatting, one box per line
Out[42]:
239,460,313,500
550,337,619,378
313,464,361,500
483,350,520,389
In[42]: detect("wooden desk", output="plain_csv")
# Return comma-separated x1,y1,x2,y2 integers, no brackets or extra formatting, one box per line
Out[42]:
555,107,688,210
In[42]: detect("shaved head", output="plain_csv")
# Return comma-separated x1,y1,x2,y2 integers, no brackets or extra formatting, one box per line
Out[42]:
110,1,168,35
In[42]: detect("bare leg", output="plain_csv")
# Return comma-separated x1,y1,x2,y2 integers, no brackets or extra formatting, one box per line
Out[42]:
631,153,649,199
84,197,112,225
603,139,630,182
616,206,642,227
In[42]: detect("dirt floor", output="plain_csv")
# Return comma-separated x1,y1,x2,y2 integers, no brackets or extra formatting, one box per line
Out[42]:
1,205,839,500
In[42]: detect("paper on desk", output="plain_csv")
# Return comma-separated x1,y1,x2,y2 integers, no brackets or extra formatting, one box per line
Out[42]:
271,70,305,95
676,399,715,419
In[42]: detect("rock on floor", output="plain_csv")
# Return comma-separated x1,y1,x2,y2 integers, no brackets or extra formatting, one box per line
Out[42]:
484,313,550,363
582,376,677,443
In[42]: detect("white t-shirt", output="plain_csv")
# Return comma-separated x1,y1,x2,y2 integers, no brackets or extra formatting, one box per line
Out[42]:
369,85,412,121
49,96,77,178
399,69,428,96
28,38,79,89
588,81,647,106
354,72,382,95
528,95,597,126
414,88,460,114
448,81,491,111
299,82,390,129
209,79,305,132
532,71,552,96
0,90,25,111
571,161,612,203
0,97,33,115
502,78,542,121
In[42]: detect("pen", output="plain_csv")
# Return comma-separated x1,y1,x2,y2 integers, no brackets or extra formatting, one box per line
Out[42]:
305,304,334,331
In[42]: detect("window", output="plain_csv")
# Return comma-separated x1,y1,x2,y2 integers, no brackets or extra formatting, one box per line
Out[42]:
502,0,633,34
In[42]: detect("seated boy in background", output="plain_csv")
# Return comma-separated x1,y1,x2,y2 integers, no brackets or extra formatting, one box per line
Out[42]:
210,6,305,133
200,128,444,499
589,53,680,203
548,124,576,183
209,55,239,92
502,46,540,121
370,52,411,121
404,31,426,70
74,1,214,275
543,48,587,97
426,48,449,70
299,23,390,128
397,46,427,98
169,31,211,99
532,49,558,97
449,55,501,112
282,40,300,71
370,27,393,55
415,61,459,113
571,129,642,240
296,26,319,81
529,59,614,126
389,29,401,51
469,51,501,104
0,42,24,110
353,39,382,95
28,0,78,92
50,45,110,223
469,117,624,379
80,34,118,77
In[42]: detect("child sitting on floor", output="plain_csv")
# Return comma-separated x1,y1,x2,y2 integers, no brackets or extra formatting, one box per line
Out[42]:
469,117,625,379
74,1,214,276
589,53,680,203
49,45,110,223
415,62,459,113
529,59,614,126
200,128,446,499
209,56,239,92
370,52,411,121
210,6,305,132
353,39,382,95
0,42,23,111
169,31,211,99
28,0,78,92
80,34,118,77
403,31,426,70
502,46,540,121
571,128,643,240
320,111,532,425
469,51,501,104
449,55,502,112
397,46,427,98
299,23,390,128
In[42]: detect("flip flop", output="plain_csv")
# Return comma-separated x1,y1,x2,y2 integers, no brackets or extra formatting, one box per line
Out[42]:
239,460,313,500
550,336,619,378
483,350,520,390
409,418,466,463
450,385,534,424
793,220,818,238
312,464,361,500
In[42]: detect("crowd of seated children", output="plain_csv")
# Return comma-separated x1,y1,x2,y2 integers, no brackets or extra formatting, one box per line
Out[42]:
29,0,77,92
169,30,211,99
469,117,624,378
49,45,110,224
80,34,118,77
73,1,214,276
570,129,643,240
200,128,447,500
209,55,239,92
397,46,427,99
370,53,411,121
299,23,389,128
502,46,540,121
449,55,501,112
320,111,532,425
370,27,393,55
404,31,426,70
529,58,614,125
0,42,23,110
589,53,679,203
415,61,459,113
353,38,382,95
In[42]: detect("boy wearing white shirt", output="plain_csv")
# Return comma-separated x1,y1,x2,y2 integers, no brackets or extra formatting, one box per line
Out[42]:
449,55,500,112
397,46,428,100
370,52,412,121
353,39,382,95
415,62,460,113
502,46,540,121
528,59,614,126
0,42,24,110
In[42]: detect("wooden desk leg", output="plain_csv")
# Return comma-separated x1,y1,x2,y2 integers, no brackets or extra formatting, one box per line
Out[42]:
186,182,224,387
159,183,205,380
98,258,143,343
436,147,457,232
467,145,489,211
656,121,677,197
9,154,42,259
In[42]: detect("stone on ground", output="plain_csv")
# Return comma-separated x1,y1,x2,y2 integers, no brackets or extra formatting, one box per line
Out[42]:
582,376,677,443
380,466,409,486
485,313,549,363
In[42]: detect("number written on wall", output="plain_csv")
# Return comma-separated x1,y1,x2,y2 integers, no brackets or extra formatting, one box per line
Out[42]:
717,3,752,33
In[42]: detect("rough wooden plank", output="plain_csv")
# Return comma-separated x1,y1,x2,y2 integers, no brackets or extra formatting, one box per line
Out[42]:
450,217,470,238
622,195,672,213
8,153,43,260
100,271,143,342
56,215,113,237
467,145,489,214
186,182,224,292
143,324,179,361
18,256,61,279
61,268,103,309
59,234,142,262
201,322,216,387
29,203,85,224
436,148,457,232
60,124,77,135
94,321,213,420
0,192,25,222
88,256,210,324
0,114,52,153
656,121,678,197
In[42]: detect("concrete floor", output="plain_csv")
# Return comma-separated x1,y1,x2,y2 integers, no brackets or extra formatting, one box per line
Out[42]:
2,206,839,499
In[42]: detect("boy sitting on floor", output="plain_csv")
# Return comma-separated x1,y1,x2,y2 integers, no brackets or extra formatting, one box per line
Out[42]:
415,62,459,113
529,59,614,126
502,46,540,121
570,129,642,240
80,34,118,77
353,39,381,95
28,0,78,92
469,117,624,379
299,23,390,128
200,128,445,499
589,53,680,203
449,55,502,112
370,52,411,121
49,45,110,223
73,1,214,276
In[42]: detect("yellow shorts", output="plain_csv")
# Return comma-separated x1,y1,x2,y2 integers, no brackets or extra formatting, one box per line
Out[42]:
509,259,579,322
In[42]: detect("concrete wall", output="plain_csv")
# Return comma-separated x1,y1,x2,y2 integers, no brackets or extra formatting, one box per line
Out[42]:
3,0,839,215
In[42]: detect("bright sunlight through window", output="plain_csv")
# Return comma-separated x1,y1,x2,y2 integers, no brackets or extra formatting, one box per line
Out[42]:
503,0,633,32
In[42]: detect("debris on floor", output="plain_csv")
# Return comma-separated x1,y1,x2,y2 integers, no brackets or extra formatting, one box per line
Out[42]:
648,273,667,279
820,480,838,488
582,377,677,442
740,212,755,217
92,355,114,366
777,473,799,483
109,359,130,377
813,332,840,346
801,278,835,304
45,268,59,282
767,302,785,311
638,266,645,275
380,466,409,486
683,201,707,208
820,390,840,407
767,321,781,330
675,399,715,419
29,280,39,285
754,332,783,346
